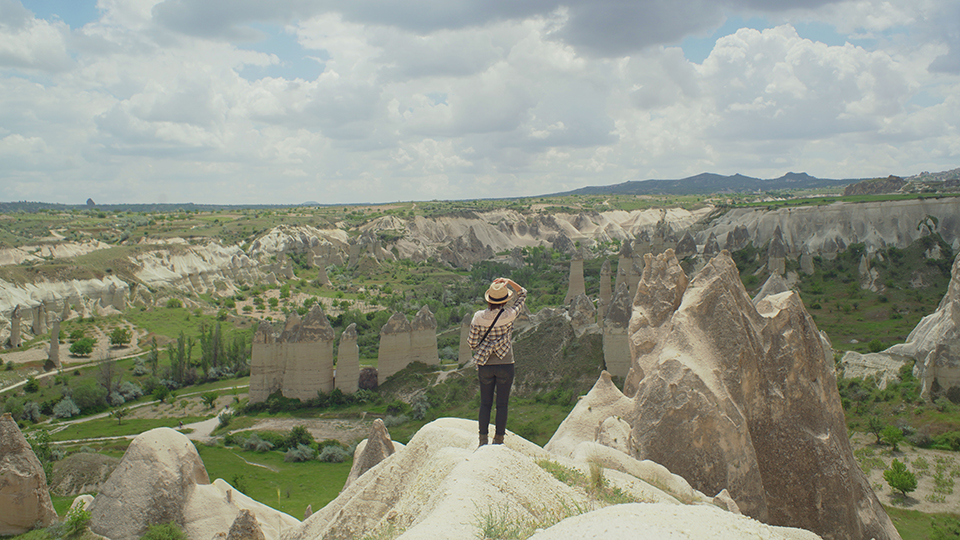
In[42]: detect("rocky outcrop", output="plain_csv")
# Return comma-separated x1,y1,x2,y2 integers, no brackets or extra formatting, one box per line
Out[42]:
885,252,960,400
343,419,399,489
88,428,298,540
843,176,906,196
602,284,633,379
703,198,960,258
564,259,586,305
837,351,909,389
752,273,790,305
48,316,61,367
410,306,439,366
378,312,412,385
287,417,817,540
623,250,688,396
50,452,119,497
675,232,697,259
568,294,598,337
458,313,473,366
9,305,21,348
226,509,265,540
799,252,815,275
249,305,336,403
439,227,494,268
599,259,612,319
335,324,360,394
552,251,900,540
767,226,787,275
0,413,58,535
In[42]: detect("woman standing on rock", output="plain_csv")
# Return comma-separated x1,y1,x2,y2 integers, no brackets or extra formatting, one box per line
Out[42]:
468,277,527,446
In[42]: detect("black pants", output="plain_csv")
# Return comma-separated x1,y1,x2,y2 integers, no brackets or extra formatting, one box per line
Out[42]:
478,363,515,436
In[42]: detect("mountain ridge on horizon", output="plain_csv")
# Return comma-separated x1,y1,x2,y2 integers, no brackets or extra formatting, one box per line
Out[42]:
549,171,859,197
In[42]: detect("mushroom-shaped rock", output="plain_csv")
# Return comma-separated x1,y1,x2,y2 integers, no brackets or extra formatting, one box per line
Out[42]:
0,413,58,535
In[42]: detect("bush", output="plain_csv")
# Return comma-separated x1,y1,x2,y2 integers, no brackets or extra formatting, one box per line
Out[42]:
72,383,108,413
119,381,143,401
109,327,132,347
53,397,80,419
108,391,126,407
133,358,148,376
141,522,188,540
881,425,904,452
285,425,314,450
69,337,96,356
218,411,233,429
382,415,409,428
166,298,184,309
932,431,960,451
24,377,40,393
284,443,317,462
64,500,91,537
868,339,884,353
319,445,347,463
242,434,275,453
22,401,41,423
884,459,917,497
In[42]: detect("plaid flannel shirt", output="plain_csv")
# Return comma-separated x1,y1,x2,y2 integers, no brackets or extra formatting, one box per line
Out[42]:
468,287,527,366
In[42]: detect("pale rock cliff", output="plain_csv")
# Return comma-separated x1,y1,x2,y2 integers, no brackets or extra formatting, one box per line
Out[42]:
378,312,412,385
409,306,439,366
249,305,335,403
0,413,58,535
602,284,632,379
563,259,586,305
598,259,612,319
335,324,360,394
702,198,960,257
87,428,298,540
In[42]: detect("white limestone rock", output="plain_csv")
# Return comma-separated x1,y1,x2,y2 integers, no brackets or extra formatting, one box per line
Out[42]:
343,419,398,489
838,351,911,389
602,285,633,379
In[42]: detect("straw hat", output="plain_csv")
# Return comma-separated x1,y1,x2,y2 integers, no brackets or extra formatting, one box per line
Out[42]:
484,281,512,304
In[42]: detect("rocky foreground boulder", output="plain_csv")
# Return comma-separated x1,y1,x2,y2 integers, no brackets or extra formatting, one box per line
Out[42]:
88,427,298,540
282,417,819,540
0,413,58,535
547,250,900,540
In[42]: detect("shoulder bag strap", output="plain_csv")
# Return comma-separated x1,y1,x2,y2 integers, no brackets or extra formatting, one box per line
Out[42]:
476,307,505,348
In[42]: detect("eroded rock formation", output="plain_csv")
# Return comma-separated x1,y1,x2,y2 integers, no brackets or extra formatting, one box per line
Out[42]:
87,428,297,540
885,252,960,400
550,250,900,540
602,284,632,379
249,305,335,403
599,259,612,319
410,306,439,365
335,324,360,394
568,294,598,337
9,305,21,348
0,413,58,535
48,316,61,368
378,312,412,385
343,419,400,489
564,259,586,305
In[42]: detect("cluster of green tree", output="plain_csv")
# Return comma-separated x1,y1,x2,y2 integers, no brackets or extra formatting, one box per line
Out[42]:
222,424,352,463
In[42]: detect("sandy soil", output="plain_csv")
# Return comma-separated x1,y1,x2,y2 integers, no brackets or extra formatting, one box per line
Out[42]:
850,433,960,514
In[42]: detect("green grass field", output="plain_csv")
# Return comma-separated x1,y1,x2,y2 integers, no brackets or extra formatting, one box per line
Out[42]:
195,444,352,517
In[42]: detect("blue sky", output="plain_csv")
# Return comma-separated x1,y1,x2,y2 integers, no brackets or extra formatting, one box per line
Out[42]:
1,0,958,204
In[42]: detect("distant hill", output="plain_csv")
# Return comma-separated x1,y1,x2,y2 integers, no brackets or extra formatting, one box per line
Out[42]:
552,172,854,196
